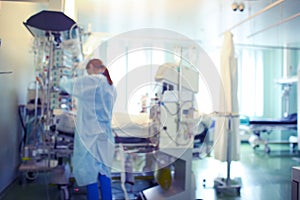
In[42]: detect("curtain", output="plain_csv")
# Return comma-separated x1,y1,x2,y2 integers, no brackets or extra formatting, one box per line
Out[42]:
238,49,263,117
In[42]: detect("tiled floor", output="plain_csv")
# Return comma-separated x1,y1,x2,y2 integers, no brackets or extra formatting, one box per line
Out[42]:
1,143,299,200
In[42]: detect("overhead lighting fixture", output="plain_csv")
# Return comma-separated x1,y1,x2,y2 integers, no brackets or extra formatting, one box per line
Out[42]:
232,2,245,12
232,2,238,11
239,3,245,12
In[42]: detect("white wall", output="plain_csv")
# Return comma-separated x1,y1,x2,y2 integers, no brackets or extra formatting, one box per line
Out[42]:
0,1,46,193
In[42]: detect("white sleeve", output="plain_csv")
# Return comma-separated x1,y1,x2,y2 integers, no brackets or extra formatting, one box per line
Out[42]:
60,75,103,100
59,76,74,94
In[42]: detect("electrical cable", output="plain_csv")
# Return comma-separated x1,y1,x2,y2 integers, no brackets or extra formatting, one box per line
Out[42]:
163,123,191,146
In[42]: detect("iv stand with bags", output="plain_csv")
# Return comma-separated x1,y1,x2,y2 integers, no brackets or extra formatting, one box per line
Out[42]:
19,10,83,200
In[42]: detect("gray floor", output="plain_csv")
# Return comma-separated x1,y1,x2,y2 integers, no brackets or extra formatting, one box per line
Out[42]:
193,143,299,200
0,143,299,200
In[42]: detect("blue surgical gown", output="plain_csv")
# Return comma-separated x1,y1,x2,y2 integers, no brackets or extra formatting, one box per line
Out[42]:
60,74,117,186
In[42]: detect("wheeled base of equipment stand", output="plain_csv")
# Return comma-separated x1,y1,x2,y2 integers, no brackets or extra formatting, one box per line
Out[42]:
214,177,241,196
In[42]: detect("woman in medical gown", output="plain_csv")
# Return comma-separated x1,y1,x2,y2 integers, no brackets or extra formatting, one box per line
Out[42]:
60,58,117,200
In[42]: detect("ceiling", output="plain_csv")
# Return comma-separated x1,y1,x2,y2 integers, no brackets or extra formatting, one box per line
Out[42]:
75,0,300,49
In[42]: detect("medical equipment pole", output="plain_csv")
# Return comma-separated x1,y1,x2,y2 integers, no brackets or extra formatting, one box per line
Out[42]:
33,79,39,145
213,112,241,196
226,114,232,186
45,34,54,134
177,48,182,134
282,84,291,117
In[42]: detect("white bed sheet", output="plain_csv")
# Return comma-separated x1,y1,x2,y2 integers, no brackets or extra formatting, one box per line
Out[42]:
112,112,151,138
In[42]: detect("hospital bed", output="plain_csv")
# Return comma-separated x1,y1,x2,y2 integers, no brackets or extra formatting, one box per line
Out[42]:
111,112,158,191
112,111,210,157
112,112,159,153
240,113,297,153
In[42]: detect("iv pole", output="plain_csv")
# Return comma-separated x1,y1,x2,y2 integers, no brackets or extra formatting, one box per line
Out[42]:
213,112,241,196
